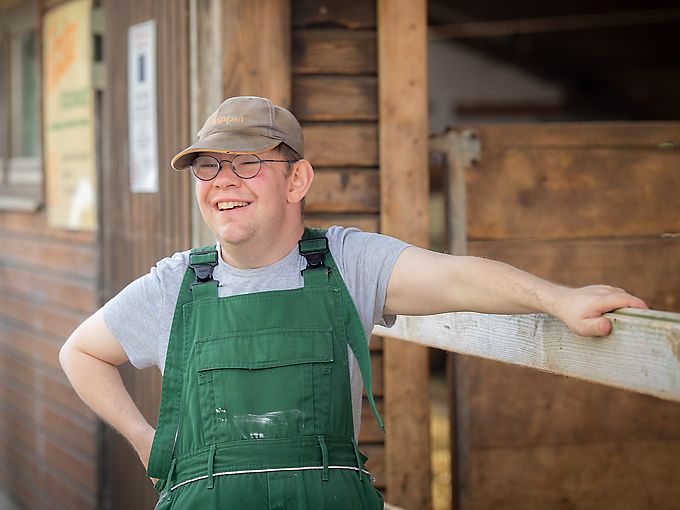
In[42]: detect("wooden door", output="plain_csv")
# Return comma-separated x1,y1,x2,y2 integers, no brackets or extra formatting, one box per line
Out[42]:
450,123,680,509
99,1,192,508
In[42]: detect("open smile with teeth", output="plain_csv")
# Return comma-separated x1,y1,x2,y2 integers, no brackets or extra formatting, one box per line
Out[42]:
217,201,251,211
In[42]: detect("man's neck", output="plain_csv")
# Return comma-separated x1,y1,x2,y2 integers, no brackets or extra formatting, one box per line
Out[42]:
218,224,305,269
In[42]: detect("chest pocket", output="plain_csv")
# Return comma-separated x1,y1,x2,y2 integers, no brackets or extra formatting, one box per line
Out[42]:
195,328,334,442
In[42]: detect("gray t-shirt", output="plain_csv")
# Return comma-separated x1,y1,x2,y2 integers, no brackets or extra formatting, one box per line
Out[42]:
102,226,409,437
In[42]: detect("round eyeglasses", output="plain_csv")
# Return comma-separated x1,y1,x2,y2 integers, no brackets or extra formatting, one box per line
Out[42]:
188,154,298,181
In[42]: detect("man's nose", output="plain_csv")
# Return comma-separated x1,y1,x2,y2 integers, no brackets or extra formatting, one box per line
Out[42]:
213,162,241,188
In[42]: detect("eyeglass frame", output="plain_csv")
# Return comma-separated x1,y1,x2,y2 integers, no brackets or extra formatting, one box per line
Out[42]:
188,153,299,181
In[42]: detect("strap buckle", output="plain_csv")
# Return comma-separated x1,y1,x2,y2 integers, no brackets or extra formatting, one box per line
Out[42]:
298,237,329,274
189,249,218,288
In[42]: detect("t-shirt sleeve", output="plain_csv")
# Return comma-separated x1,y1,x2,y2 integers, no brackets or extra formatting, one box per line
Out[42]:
326,226,410,334
101,252,187,369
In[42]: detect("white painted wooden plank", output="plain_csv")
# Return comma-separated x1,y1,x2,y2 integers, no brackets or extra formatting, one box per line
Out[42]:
374,307,680,402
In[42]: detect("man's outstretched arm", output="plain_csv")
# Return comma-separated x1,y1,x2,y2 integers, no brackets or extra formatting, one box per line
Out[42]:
384,247,648,337
59,310,155,471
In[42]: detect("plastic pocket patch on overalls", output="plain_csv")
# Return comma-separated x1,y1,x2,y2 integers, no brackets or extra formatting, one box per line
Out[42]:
195,327,334,442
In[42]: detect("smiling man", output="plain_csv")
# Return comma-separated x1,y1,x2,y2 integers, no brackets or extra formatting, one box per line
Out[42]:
59,96,647,509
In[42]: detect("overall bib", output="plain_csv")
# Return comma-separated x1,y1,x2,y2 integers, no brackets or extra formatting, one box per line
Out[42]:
147,228,385,509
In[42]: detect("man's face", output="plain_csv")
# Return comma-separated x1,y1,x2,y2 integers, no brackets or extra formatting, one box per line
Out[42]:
194,149,292,247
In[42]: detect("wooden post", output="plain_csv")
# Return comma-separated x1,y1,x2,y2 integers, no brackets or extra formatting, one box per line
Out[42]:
220,0,291,108
430,128,481,510
378,0,432,508
193,0,292,246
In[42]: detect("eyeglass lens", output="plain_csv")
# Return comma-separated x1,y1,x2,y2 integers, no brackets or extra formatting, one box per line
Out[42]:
191,154,262,180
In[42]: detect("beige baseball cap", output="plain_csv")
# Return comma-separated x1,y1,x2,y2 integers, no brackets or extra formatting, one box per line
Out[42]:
171,96,304,171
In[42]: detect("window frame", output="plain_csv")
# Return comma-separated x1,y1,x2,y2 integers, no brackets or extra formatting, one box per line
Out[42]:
0,1,42,211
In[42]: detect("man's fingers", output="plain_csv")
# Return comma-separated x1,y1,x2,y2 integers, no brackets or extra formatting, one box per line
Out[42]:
596,316,612,336
579,316,612,337
630,296,649,309
564,286,648,337
594,291,648,314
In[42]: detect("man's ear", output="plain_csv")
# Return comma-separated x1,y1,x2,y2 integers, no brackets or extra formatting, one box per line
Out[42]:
287,160,314,204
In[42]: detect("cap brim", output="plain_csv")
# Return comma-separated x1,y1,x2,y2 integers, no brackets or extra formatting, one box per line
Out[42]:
170,131,283,170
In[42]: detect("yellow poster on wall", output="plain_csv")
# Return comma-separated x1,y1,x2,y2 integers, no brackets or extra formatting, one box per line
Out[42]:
44,0,96,231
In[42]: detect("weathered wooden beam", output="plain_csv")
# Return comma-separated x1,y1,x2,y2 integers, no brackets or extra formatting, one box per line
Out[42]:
429,8,680,40
304,124,378,167
379,0,432,508
294,76,377,121
375,308,680,403
293,29,377,75
220,0,291,108
305,169,378,214
462,124,680,240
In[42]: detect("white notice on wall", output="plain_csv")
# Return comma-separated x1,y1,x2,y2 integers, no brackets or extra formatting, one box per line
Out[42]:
128,20,159,193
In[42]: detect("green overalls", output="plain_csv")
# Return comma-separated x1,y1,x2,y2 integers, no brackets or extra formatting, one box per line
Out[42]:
147,228,385,509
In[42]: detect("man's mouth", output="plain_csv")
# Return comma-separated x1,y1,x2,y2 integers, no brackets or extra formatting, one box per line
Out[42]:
216,201,251,211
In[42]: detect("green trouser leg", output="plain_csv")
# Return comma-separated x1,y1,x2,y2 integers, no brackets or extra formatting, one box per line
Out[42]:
148,229,385,509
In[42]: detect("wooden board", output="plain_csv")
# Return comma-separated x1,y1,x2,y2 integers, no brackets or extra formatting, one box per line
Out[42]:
0,263,96,314
3,235,96,276
0,434,95,509
0,210,95,243
370,350,384,397
0,384,96,457
305,169,378,214
0,462,50,510
294,76,377,121
304,124,378,167
376,308,680,404
468,237,680,311
362,443,385,488
359,398,385,444
293,0,376,29
44,436,97,489
293,29,377,75
378,1,431,508
0,348,94,421
473,123,680,148
221,0,291,107
0,293,84,340
460,356,680,448
467,147,680,239
0,321,61,370
464,440,680,510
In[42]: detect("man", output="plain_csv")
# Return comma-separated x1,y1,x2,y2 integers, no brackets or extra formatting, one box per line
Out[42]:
60,96,647,509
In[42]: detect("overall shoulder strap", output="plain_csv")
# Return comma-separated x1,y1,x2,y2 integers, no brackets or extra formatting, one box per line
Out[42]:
330,263,385,433
301,228,385,433
147,258,195,478
147,246,219,478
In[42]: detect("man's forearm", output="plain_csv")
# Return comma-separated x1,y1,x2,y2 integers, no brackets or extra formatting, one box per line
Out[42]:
449,256,568,316
59,344,154,463
386,248,647,337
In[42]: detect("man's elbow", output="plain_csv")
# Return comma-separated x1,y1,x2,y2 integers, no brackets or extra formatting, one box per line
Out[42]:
59,336,79,376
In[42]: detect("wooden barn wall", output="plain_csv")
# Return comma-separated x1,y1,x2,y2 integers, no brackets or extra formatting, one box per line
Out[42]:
291,0,386,494
100,0,192,508
0,214,99,510
0,0,99,508
457,123,680,510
